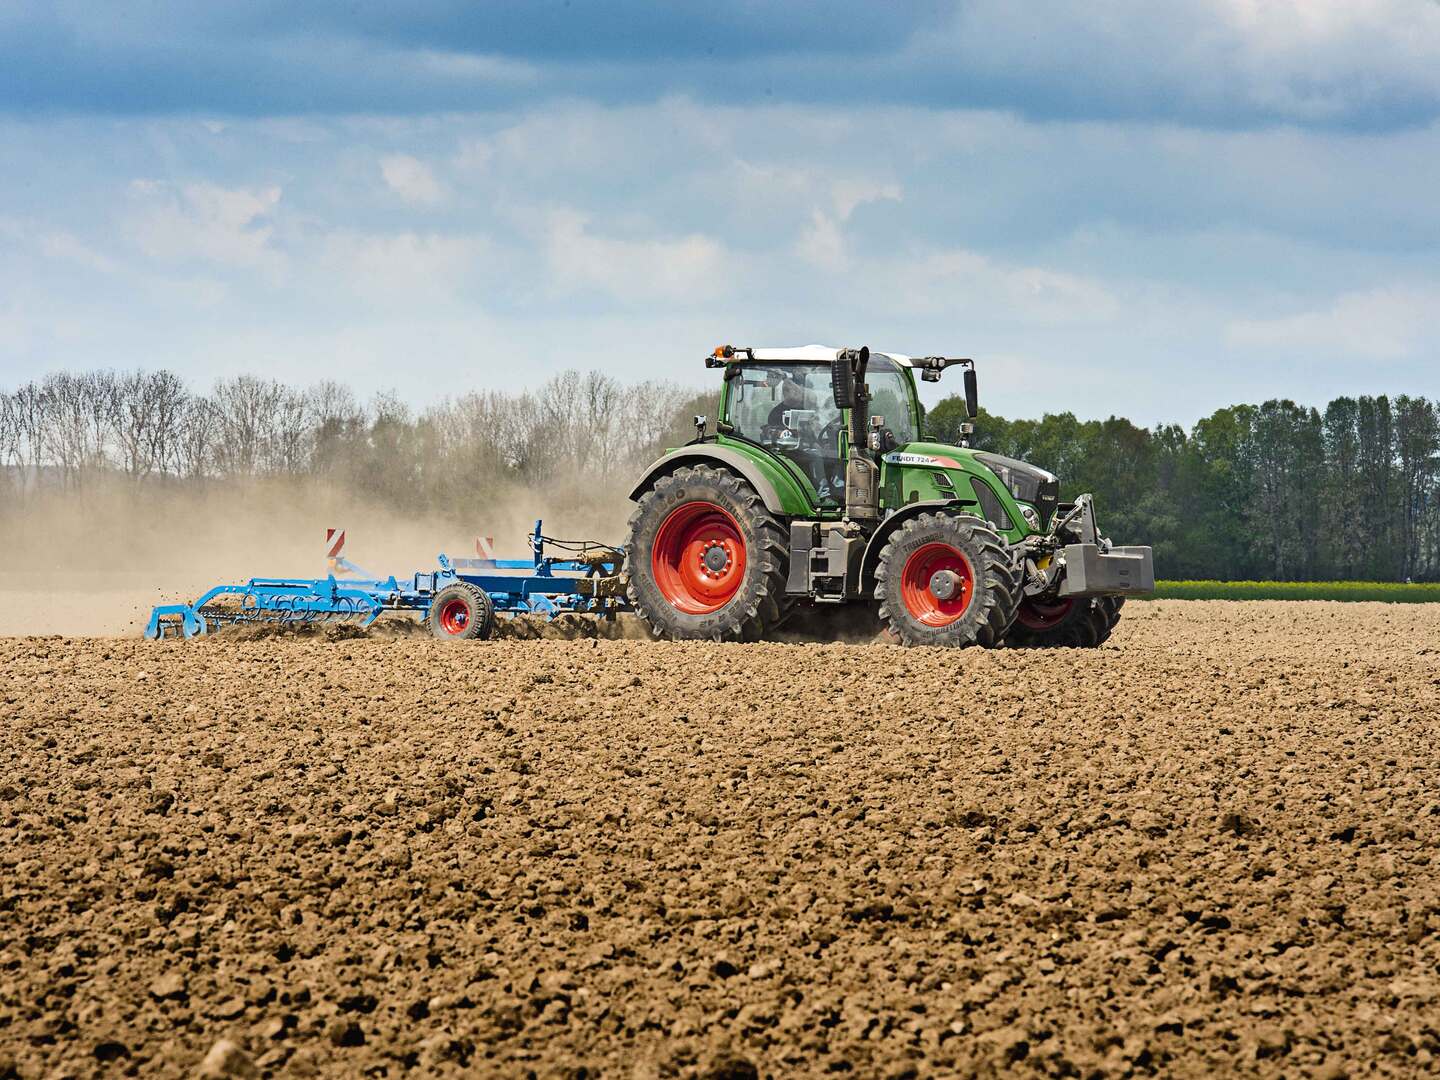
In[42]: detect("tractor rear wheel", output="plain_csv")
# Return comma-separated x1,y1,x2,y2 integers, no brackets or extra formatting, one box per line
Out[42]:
875,513,1021,648
427,582,495,641
1004,595,1116,648
627,464,789,641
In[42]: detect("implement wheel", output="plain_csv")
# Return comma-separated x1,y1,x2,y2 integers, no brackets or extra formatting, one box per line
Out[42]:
427,582,495,641
627,464,788,641
1004,594,1117,648
875,513,1020,648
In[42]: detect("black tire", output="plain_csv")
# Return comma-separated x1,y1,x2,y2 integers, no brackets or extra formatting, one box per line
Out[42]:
626,464,789,642
1005,595,1118,648
874,513,1021,648
427,582,495,641
1100,595,1124,629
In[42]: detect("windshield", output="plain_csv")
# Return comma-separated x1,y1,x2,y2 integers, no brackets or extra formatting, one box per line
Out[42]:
725,363,844,504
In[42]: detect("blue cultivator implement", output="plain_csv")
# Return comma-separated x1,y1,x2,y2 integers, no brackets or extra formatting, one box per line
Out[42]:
144,521,629,641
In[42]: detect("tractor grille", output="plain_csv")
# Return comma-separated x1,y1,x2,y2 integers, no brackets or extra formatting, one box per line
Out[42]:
970,477,1012,531
1035,477,1059,527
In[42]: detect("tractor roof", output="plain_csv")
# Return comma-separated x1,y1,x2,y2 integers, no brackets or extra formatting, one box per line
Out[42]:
732,345,915,366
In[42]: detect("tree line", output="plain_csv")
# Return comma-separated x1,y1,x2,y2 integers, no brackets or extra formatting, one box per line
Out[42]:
928,394,1440,582
0,369,708,522
3,368,1436,581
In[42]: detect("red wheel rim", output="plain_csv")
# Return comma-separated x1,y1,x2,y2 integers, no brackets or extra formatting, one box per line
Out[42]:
438,598,471,635
899,542,975,626
1016,597,1073,631
651,501,747,615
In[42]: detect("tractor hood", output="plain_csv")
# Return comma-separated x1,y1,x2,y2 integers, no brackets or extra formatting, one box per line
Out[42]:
880,443,970,471
972,452,1060,524
883,443,1060,523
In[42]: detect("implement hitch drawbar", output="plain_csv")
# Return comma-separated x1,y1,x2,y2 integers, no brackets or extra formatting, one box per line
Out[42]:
145,521,629,641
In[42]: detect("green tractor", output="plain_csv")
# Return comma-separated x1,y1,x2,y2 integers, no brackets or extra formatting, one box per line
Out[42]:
625,345,1154,647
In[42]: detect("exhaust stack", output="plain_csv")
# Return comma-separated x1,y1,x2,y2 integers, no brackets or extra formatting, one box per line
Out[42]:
837,347,879,521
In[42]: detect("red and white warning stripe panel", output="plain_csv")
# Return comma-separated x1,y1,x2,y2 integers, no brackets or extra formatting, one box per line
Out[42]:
451,533,499,570
326,528,346,573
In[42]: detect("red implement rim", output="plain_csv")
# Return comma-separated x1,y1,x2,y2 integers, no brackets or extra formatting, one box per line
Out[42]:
651,501,747,615
1015,597,1074,631
438,597,471,635
899,542,975,626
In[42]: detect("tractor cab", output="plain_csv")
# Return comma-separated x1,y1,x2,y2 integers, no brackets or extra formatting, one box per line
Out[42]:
711,345,956,522
719,351,921,511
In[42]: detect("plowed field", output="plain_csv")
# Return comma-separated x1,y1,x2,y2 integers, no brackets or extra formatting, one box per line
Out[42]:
2,601,1439,1078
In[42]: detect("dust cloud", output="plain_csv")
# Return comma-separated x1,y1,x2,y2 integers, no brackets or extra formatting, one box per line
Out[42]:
0,478,634,636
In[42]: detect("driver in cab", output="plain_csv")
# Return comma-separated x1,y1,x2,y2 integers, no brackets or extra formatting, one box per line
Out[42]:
765,371,837,501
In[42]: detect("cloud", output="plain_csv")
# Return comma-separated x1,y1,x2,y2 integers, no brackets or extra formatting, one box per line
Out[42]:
127,180,284,271
831,179,902,221
233,1,949,62
922,0,1440,129
796,211,848,268
0,219,117,274
1227,284,1439,360
0,302,35,354
2,98,1439,424
1,1,1437,130
794,179,902,266
379,154,446,205
835,245,1123,326
544,210,728,302
317,230,488,304
452,136,494,173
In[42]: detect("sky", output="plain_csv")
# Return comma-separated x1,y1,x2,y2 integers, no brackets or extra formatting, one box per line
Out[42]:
1,0,1438,426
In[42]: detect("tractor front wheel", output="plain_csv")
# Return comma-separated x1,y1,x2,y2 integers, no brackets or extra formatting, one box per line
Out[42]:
626,465,788,641
875,513,1021,648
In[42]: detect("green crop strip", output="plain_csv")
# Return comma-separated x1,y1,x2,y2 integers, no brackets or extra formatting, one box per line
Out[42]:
1144,581,1440,602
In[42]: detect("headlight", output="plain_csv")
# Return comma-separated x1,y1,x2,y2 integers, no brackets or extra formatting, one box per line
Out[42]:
1018,504,1041,531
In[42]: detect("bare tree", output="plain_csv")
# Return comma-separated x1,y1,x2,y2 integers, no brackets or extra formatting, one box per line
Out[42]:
113,370,190,482
39,372,119,489
270,386,312,475
577,371,622,481
10,381,47,483
306,380,364,475
426,390,514,488
211,376,286,478
0,392,19,498
175,395,220,480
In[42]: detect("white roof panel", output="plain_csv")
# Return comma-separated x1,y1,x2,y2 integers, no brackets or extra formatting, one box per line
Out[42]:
744,345,915,366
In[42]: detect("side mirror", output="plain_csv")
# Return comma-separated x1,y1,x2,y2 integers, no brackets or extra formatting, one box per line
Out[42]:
964,368,978,418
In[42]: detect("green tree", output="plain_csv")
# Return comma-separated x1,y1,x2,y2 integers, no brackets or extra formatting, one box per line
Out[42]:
1321,398,1364,578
